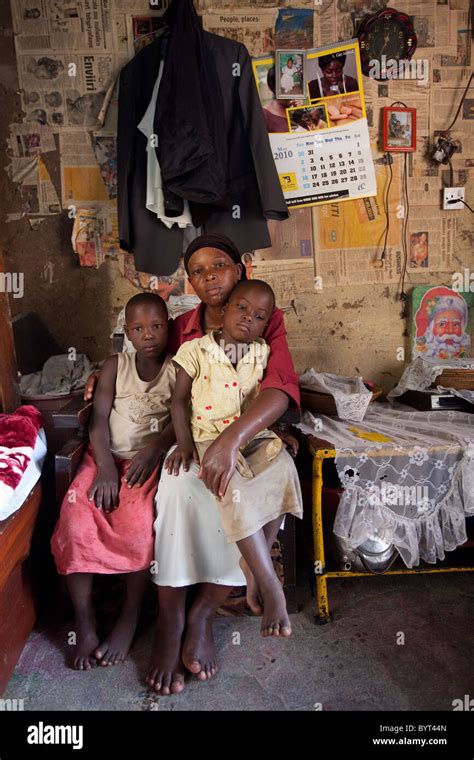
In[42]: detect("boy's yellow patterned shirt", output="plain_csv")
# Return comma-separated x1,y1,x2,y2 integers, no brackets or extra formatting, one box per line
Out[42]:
173,331,271,440
173,332,282,476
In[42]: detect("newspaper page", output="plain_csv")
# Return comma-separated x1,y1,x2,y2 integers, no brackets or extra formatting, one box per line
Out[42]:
402,0,437,51
250,260,315,307
316,0,388,48
407,205,455,274
202,9,277,56
200,0,315,7
16,51,116,130
313,239,404,287
5,155,61,216
253,208,313,262
59,130,109,206
263,40,376,209
7,123,56,157
71,202,121,268
315,156,402,252
10,0,114,52
113,0,169,9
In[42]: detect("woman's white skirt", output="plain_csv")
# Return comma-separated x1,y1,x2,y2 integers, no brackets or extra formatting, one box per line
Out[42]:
152,446,246,587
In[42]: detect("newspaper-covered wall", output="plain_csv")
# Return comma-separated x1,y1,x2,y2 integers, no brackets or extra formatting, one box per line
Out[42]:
6,0,474,295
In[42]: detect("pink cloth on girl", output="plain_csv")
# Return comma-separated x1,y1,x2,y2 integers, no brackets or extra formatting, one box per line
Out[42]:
51,446,159,575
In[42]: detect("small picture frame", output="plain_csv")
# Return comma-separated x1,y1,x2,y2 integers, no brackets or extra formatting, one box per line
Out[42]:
382,106,416,152
275,49,307,100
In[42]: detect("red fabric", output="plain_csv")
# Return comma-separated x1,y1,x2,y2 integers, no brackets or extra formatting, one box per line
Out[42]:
0,405,44,491
167,303,300,407
51,447,158,575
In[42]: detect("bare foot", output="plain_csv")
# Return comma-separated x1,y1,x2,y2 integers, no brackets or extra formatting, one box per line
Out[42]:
182,610,218,681
146,616,186,695
70,622,99,671
94,611,138,666
240,558,263,615
259,577,291,638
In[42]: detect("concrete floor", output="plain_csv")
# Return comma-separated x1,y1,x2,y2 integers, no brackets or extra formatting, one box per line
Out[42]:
5,573,474,711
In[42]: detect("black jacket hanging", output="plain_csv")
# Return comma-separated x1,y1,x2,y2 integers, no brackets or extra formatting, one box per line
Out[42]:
117,8,288,276
155,0,228,211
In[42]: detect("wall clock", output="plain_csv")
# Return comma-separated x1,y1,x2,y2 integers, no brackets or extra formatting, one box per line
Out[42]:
357,7,417,80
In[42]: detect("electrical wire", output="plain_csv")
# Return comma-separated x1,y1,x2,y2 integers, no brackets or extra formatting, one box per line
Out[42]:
379,154,393,263
446,72,473,132
447,154,454,187
452,198,474,213
399,153,410,335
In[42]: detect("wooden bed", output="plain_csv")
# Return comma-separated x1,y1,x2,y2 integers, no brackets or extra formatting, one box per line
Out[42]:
0,250,42,695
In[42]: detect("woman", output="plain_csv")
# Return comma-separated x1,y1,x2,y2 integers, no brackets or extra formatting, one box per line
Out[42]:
85,233,299,694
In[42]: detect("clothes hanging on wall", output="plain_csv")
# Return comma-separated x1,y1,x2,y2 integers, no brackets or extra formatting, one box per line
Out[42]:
137,60,193,230
117,0,288,277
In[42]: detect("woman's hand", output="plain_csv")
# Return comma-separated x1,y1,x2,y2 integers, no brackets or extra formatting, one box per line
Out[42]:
165,443,200,476
275,429,299,458
88,462,120,512
84,370,101,401
197,435,240,498
125,445,162,488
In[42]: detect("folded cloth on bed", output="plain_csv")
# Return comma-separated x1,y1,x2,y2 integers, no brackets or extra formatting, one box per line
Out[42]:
0,405,47,521
19,353,96,396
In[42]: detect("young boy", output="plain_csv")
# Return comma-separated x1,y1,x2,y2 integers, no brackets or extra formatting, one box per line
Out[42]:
165,280,303,637
51,293,176,670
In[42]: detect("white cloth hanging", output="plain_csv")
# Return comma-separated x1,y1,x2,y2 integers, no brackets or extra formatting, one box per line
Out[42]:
137,60,193,229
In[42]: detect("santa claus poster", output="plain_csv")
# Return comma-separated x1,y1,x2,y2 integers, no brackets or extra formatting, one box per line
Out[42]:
412,285,474,361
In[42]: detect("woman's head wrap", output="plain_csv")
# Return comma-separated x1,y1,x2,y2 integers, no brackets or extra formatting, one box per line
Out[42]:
183,233,247,280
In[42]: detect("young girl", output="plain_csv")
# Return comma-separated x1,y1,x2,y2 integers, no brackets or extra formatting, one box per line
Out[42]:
51,293,176,670
166,279,303,638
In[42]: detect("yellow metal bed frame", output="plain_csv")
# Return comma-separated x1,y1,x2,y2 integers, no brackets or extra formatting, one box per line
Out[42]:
306,436,474,623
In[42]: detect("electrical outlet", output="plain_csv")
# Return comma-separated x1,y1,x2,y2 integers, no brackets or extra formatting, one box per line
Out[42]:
443,187,465,210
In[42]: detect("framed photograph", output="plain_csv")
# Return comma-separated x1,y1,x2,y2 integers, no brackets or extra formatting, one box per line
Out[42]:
275,49,306,99
382,106,416,152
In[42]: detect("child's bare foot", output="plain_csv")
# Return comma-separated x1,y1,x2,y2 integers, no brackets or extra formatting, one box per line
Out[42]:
94,611,138,666
259,577,291,637
70,622,99,671
146,616,186,695
239,558,263,615
182,609,218,681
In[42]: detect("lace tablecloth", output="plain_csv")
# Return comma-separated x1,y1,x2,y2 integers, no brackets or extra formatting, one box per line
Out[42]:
297,403,474,568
